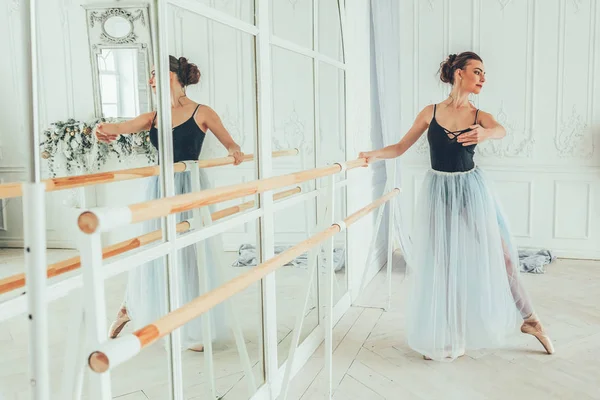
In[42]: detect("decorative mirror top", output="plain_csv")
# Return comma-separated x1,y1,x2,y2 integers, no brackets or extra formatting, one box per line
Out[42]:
89,8,146,45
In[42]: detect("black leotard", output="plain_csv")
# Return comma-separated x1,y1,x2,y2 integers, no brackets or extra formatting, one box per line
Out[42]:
149,104,206,163
427,104,479,173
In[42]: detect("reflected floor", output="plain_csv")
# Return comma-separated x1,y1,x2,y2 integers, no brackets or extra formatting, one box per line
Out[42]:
0,248,346,399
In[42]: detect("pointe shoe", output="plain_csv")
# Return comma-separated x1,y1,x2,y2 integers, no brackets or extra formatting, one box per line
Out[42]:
108,307,130,339
188,344,204,352
521,315,554,355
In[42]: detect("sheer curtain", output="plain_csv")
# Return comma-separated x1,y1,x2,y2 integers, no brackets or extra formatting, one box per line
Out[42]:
370,0,413,267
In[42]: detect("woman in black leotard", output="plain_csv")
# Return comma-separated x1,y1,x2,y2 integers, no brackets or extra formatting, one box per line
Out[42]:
359,52,553,361
95,56,243,351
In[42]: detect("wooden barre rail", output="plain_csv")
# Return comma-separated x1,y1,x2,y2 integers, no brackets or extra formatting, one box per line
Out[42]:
87,188,400,373
0,187,301,296
0,149,299,200
78,158,366,234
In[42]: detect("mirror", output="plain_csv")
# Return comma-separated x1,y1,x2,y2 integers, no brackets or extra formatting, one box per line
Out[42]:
96,48,150,118
103,15,132,38
85,5,154,119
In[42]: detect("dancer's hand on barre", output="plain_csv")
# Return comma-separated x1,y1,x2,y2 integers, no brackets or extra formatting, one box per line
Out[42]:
95,123,120,143
228,144,244,165
358,151,378,166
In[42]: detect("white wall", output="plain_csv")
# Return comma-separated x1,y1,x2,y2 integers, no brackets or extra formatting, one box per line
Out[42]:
396,0,600,259
0,0,98,248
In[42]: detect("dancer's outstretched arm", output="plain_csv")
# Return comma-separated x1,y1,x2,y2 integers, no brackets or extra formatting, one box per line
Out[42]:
359,105,433,164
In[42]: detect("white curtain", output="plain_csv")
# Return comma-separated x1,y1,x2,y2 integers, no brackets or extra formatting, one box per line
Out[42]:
370,0,413,266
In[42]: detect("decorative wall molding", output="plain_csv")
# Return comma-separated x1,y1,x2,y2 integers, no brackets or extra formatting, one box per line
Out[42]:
89,8,146,45
221,106,245,148
479,0,535,158
443,0,450,58
478,104,535,157
0,166,26,173
494,179,533,238
585,0,598,156
555,0,567,160
553,181,592,240
61,0,75,116
216,0,234,7
274,108,312,157
174,6,185,54
7,1,26,164
8,0,21,15
497,0,513,11
555,105,593,158
234,0,247,153
413,134,429,155
472,0,481,53
288,0,301,11
554,0,596,159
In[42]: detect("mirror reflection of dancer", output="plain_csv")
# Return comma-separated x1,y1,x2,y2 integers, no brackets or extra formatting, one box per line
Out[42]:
96,56,243,352
360,52,554,361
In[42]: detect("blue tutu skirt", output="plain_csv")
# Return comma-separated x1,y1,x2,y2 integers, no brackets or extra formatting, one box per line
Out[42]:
124,170,229,349
405,167,533,361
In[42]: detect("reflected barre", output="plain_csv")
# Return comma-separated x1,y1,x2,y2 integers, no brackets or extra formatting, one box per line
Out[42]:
0,149,299,199
78,158,367,234
87,188,400,373
0,186,301,296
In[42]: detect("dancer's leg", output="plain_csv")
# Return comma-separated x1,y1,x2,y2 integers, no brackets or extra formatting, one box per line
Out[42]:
501,239,534,319
501,240,554,354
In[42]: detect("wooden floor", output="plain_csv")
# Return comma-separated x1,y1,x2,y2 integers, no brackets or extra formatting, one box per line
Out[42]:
1,254,598,399
287,258,600,400
0,248,346,399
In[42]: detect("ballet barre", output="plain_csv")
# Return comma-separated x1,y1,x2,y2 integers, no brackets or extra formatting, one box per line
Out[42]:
0,186,301,296
69,158,370,400
77,159,366,234
0,148,299,199
87,188,400,373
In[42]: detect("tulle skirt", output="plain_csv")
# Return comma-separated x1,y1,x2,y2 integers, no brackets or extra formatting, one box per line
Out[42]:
124,170,229,349
406,167,533,362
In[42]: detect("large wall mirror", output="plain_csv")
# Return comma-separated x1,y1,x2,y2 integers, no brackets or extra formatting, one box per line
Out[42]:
85,5,154,119
0,0,348,398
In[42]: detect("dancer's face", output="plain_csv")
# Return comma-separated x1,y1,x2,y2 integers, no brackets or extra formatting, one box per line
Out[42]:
148,67,178,93
456,60,486,94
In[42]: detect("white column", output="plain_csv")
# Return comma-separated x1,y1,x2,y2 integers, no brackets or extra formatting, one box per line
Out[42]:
256,0,278,392
21,0,49,398
151,1,183,399
323,174,336,399
80,233,112,399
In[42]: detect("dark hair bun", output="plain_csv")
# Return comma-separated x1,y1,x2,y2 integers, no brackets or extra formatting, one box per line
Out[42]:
438,52,482,85
178,57,200,86
439,54,457,84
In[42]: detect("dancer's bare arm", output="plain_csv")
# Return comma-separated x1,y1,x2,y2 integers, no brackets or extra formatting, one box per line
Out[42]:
457,110,506,146
359,105,433,164
95,112,155,143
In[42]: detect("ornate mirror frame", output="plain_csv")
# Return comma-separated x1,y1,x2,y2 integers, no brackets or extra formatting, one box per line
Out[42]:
83,3,154,119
